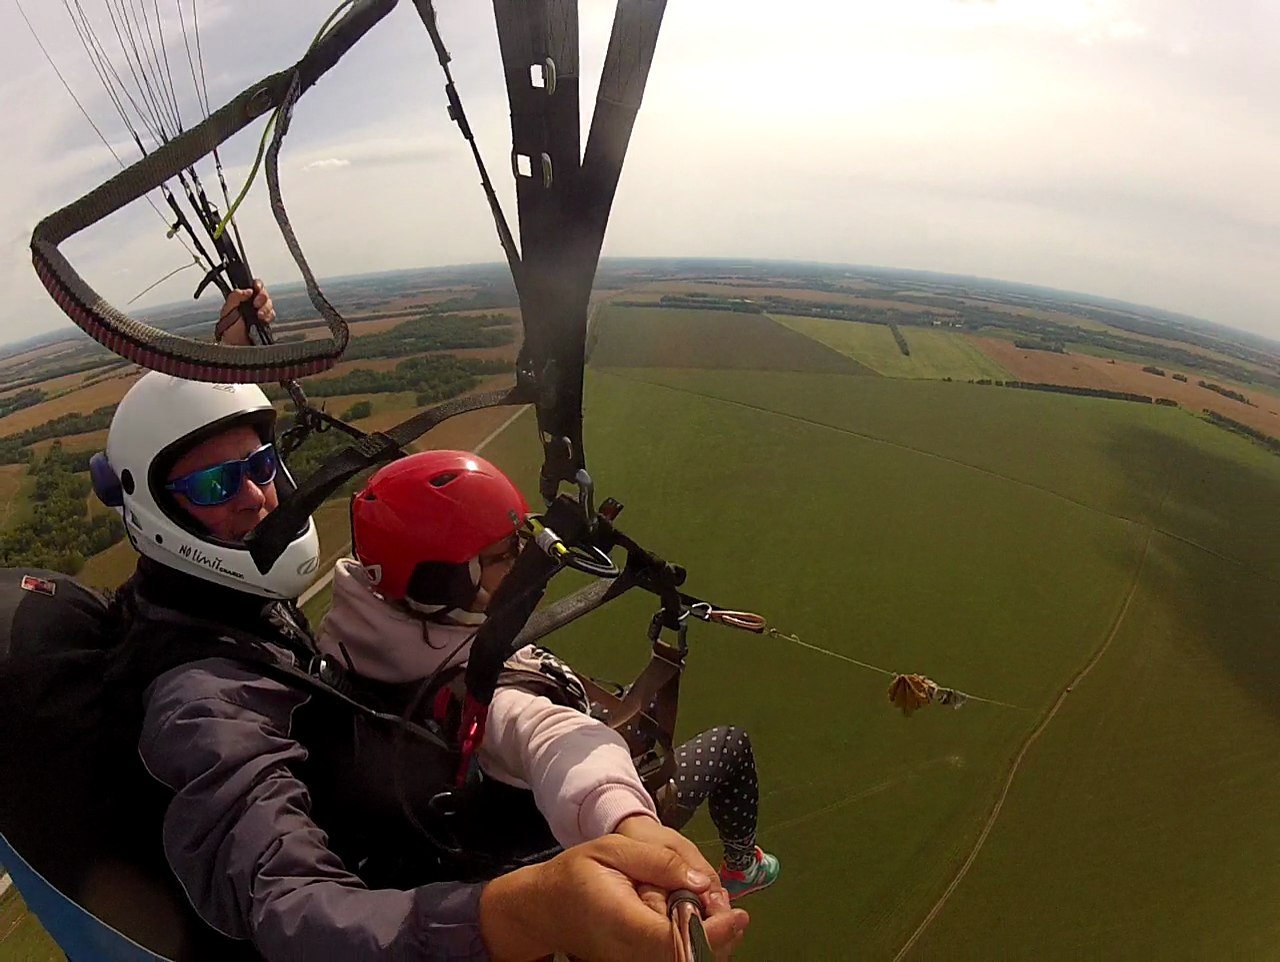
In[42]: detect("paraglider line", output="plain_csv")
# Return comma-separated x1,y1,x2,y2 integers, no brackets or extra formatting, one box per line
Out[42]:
21,1,117,156
214,0,354,240
102,0,169,144
768,628,893,676
18,0,208,269
188,0,211,116
126,257,198,304
767,629,1023,711
145,0,181,124
62,0,134,141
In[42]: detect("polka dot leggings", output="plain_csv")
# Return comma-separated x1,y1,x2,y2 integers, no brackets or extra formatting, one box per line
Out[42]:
667,725,760,871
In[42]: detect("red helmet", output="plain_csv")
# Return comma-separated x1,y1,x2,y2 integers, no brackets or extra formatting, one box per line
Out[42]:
351,450,528,607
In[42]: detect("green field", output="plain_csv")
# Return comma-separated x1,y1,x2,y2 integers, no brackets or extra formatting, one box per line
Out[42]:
463,365,1280,960
0,465,33,532
911,531,1280,960
773,314,1010,381
590,306,876,375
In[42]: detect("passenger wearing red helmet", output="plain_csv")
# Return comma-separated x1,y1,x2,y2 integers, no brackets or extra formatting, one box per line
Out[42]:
317,450,780,901
345,451,527,627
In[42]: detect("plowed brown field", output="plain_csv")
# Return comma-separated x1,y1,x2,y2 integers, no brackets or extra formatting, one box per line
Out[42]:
974,338,1280,436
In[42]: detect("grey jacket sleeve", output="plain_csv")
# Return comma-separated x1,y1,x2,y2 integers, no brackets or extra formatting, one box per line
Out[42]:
138,656,491,962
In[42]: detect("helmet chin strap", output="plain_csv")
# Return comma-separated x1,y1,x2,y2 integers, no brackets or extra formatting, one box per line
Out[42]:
404,556,490,626
403,597,489,626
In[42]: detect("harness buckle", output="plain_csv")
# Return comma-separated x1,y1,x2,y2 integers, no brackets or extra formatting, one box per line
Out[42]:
308,652,349,693
647,608,689,648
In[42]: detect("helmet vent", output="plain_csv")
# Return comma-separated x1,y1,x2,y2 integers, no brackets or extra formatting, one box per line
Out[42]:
429,472,458,488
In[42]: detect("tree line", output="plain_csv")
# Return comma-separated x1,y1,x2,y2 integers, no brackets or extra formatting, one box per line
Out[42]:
0,388,47,419
1197,381,1252,405
614,296,764,314
0,405,117,465
0,442,125,574
1203,411,1280,456
431,286,520,313
1015,339,1066,354
890,323,910,357
342,313,515,362
264,355,510,406
972,379,1179,407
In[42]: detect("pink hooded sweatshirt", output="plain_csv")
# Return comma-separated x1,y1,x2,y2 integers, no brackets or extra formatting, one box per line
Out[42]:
315,559,658,847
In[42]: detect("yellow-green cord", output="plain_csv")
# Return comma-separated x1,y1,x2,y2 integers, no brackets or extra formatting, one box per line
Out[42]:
214,0,355,240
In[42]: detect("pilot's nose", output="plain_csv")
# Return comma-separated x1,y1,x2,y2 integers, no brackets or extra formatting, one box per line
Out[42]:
234,476,268,511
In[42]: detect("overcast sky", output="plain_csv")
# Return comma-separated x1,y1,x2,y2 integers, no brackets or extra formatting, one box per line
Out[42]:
1,0,1276,345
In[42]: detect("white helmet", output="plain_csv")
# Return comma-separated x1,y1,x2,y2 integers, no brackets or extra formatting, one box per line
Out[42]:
91,372,320,599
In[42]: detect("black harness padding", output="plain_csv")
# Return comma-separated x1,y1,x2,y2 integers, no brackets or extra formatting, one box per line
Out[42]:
0,568,273,961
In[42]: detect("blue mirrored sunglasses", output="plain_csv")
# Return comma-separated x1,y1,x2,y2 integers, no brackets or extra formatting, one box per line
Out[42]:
165,443,279,507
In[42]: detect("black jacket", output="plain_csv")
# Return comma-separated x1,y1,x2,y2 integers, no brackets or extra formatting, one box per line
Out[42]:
124,559,491,962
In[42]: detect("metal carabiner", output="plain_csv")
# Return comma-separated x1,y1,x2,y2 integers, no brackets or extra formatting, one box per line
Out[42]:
687,603,768,634
688,602,714,623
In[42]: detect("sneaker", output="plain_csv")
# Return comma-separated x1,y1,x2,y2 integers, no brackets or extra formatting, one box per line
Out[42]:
719,846,780,900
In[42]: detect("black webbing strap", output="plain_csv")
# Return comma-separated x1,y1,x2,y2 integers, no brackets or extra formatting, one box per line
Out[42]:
513,576,629,648
489,0,668,501
448,495,589,784
464,495,590,707
383,382,532,449
512,523,749,648
131,601,455,752
247,384,533,573
29,0,397,382
263,69,354,368
577,1,669,254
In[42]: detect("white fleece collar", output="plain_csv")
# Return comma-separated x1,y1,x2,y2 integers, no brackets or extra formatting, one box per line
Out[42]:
315,558,479,684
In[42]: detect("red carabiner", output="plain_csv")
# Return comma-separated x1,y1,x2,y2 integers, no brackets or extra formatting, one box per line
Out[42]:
455,693,489,785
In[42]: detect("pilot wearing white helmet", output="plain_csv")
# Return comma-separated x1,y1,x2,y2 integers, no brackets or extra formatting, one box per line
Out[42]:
92,371,319,598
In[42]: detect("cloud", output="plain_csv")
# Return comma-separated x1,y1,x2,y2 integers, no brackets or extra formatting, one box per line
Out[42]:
302,158,351,172
297,137,452,169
